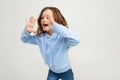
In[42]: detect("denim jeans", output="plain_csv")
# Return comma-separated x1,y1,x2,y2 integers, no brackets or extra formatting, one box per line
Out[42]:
47,69,74,80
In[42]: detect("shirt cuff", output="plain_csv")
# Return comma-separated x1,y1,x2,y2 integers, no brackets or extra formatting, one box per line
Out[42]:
23,28,31,34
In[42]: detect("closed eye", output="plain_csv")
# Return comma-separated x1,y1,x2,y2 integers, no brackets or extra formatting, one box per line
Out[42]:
41,17,44,19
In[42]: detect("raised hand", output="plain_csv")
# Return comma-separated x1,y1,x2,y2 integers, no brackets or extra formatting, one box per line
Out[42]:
25,16,37,33
47,15,54,26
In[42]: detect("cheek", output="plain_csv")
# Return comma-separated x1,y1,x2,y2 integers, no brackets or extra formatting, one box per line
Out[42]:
40,20,43,24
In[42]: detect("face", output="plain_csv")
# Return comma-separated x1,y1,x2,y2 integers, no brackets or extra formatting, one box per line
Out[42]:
41,9,54,32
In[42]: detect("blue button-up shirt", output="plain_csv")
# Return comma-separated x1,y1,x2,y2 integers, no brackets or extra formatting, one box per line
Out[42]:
21,22,80,73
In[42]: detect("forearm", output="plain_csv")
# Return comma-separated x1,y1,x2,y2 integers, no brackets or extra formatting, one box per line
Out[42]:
52,22,80,47
21,29,38,45
52,22,79,40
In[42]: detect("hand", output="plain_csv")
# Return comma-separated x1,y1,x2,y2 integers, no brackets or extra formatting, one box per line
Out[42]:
25,16,37,33
47,15,55,26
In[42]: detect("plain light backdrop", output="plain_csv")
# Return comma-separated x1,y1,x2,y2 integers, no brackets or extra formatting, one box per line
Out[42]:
0,0,120,80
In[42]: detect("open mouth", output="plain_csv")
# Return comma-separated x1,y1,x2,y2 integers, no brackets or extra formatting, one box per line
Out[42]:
43,23,48,27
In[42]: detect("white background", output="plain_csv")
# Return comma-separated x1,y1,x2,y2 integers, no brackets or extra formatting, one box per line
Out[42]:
0,0,120,80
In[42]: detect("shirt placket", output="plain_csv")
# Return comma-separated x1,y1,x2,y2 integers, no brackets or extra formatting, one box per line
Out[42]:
46,36,53,67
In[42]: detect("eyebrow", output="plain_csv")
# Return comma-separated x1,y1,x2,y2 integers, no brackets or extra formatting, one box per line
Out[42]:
41,15,50,19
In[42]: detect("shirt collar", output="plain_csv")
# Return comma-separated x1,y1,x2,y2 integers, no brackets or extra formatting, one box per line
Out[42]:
45,32,57,39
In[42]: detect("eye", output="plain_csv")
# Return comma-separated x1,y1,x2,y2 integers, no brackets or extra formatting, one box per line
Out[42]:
46,15,50,19
41,17,44,19
46,16,49,19
41,16,45,19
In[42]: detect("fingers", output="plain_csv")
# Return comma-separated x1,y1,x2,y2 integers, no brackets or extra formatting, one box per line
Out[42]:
26,16,36,27
28,16,36,24
26,17,35,24
25,16,36,33
33,18,36,25
29,16,34,23
47,15,54,25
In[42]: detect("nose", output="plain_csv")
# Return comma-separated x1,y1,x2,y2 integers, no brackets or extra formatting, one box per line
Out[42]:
42,17,48,21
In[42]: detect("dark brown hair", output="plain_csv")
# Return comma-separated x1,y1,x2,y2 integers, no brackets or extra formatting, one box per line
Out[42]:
37,7,68,35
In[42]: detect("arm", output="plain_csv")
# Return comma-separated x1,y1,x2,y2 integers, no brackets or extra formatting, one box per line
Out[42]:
21,16,38,45
21,29,38,45
52,22,80,48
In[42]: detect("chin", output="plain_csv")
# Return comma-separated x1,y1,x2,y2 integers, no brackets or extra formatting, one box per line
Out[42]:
42,26,51,32
43,28,49,31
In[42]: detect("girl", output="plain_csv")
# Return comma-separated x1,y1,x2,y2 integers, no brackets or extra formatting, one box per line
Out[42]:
21,7,80,80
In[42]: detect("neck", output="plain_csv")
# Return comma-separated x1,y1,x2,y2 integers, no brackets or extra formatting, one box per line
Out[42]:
47,30,54,36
